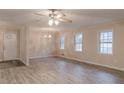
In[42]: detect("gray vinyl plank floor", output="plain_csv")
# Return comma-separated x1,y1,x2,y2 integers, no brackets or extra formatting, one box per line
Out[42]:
0,57,124,84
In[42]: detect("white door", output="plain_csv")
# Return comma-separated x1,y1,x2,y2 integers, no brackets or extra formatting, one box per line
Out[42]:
3,32,17,60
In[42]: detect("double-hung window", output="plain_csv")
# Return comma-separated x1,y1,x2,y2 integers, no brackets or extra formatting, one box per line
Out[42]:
75,32,82,52
99,31,113,54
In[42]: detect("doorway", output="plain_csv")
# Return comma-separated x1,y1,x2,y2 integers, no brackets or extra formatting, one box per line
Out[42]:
3,31,17,61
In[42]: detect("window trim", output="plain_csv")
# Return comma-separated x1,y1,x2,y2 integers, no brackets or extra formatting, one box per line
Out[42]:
98,29,114,55
74,32,83,52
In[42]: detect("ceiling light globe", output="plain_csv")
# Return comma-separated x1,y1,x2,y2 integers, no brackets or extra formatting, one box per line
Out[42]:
48,35,52,38
44,35,47,38
55,20,59,25
48,19,53,26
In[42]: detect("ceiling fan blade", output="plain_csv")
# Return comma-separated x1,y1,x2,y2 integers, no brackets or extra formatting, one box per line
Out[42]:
59,18,72,23
33,13,47,16
59,11,66,16
55,11,66,18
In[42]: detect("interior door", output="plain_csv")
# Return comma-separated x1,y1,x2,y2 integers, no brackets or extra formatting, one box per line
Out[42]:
4,32,17,61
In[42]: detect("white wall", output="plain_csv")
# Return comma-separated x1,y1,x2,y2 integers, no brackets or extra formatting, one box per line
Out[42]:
20,26,29,65
29,28,57,59
56,22,124,71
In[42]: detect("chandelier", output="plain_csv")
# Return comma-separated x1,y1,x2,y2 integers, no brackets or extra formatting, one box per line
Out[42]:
44,34,52,38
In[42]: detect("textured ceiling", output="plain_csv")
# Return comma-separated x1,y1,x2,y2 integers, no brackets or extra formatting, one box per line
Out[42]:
0,9,124,30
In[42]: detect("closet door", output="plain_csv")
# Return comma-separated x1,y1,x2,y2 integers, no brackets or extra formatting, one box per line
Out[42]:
3,32,17,60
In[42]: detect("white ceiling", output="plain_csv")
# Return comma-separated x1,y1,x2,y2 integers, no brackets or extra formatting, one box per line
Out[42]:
0,9,124,30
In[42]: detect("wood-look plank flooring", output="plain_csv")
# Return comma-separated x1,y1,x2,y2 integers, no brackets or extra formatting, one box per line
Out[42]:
0,57,124,84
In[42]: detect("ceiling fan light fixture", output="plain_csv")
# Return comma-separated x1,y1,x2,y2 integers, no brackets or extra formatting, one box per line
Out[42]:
55,20,59,25
50,14,54,18
48,19,53,26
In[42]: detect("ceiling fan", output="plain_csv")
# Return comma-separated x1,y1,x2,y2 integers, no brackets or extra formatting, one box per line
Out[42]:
34,9,72,26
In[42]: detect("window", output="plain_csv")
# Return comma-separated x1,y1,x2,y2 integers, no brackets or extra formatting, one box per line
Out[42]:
75,32,82,51
99,31,113,54
60,36,64,49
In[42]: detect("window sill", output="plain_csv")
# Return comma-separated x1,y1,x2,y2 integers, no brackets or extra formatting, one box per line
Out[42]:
60,49,64,50
99,53,113,56
75,50,82,52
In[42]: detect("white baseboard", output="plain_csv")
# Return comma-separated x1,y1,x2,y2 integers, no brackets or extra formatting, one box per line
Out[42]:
19,58,26,65
29,55,56,60
58,55,124,72
19,58,30,66
0,58,21,61
15,58,20,60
